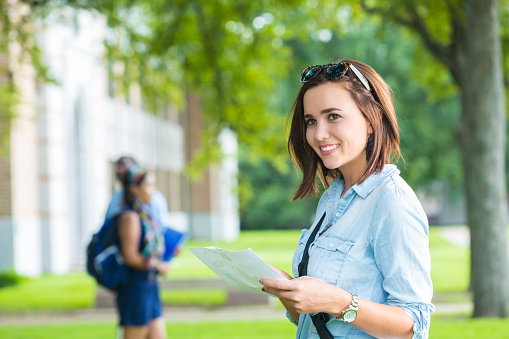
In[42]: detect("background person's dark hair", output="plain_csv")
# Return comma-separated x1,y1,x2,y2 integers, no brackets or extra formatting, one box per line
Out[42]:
122,171,148,207
116,156,138,182
287,59,401,201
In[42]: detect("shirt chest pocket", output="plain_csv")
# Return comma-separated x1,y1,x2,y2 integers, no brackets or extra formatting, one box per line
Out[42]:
309,235,355,285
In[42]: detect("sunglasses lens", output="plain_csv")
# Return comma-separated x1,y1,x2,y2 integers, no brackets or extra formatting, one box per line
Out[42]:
301,66,322,83
325,63,348,80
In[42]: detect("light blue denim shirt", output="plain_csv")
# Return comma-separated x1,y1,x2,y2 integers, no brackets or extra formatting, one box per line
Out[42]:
289,165,434,339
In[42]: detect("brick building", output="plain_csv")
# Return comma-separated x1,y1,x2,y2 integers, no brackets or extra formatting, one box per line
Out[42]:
0,10,239,276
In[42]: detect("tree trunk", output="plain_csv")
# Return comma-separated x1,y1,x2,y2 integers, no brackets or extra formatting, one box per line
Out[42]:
456,0,509,317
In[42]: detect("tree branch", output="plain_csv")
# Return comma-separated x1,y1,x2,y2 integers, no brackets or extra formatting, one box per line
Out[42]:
360,1,459,83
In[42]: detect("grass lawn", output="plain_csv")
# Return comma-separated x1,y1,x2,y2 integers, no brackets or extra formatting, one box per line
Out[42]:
431,316,509,338
0,273,95,314
429,227,470,293
0,320,295,339
0,317,509,339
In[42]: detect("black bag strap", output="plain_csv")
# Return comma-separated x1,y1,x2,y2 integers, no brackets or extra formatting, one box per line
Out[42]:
298,212,326,277
298,212,334,339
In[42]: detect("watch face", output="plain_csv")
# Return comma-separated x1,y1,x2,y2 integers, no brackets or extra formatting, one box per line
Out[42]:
342,310,357,322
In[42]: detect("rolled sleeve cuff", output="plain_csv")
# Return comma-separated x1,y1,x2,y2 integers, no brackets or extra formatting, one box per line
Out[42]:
286,312,298,326
397,302,435,339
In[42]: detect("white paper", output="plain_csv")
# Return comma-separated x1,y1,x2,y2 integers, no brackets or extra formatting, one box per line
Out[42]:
188,247,288,296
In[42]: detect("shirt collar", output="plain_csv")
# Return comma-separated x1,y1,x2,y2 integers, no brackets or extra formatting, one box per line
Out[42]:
351,164,399,199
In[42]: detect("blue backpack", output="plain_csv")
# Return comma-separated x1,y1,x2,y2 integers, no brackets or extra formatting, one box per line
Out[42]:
86,214,127,291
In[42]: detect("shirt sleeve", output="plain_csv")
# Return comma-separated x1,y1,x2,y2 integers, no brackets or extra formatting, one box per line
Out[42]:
105,190,123,221
149,191,171,227
368,187,435,339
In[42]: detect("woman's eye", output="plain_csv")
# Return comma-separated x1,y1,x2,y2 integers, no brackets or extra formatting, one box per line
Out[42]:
305,119,316,126
328,113,340,120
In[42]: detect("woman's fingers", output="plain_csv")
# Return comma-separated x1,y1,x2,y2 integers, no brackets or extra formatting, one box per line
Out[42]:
266,263,293,280
260,278,293,290
260,278,295,298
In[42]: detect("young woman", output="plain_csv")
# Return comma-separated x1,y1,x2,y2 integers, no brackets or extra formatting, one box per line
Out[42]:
116,166,169,339
260,59,434,339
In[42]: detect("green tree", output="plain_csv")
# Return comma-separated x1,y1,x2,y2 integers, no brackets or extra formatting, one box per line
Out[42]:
360,0,509,318
0,1,53,152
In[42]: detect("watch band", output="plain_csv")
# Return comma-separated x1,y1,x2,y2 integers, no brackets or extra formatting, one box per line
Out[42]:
336,293,360,323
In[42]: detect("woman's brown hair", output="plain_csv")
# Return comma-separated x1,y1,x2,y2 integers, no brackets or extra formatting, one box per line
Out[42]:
287,59,400,201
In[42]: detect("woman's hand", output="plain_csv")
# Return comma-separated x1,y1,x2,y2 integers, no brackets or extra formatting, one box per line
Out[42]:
173,247,182,257
260,276,350,316
155,260,170,276
266,263,293,280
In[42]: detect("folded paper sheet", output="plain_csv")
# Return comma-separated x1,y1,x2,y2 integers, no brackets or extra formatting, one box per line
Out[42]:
188,247,288,296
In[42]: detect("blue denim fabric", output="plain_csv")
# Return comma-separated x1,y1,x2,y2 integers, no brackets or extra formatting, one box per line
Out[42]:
288,165,434,339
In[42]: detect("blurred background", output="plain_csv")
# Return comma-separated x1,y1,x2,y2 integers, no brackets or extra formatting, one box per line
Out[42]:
0,0,508,338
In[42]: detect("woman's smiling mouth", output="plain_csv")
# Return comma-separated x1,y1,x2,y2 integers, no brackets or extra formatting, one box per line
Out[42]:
320,144,339,152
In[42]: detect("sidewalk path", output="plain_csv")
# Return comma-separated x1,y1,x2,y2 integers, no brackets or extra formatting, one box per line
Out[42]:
0,302,471,326
439,225,470,248
0,305,286,326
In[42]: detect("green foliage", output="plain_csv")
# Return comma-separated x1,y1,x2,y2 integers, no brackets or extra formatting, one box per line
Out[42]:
239,157,319,230
0,269,29,288
61,0,323,176
0,2,54,83
0,83,19,154
0,1,56,147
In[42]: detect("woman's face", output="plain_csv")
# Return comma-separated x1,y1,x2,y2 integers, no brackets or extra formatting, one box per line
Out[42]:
130,172,156,204
304,82,372,179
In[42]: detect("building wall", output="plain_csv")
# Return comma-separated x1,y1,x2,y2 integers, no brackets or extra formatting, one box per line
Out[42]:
185,95,240,241
0,51,14,272
3,22,42,276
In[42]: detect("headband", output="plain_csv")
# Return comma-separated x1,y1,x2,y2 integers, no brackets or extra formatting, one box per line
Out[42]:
126,165,147,185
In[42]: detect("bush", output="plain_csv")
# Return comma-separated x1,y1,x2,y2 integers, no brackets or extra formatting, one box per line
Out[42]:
0,270,28,288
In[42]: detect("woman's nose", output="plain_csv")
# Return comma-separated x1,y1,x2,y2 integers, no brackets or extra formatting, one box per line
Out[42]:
314,121,329,141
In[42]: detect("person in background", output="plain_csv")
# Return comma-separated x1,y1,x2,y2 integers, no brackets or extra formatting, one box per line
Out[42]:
260,59,434,339
116,165,168,339
105,156,170,227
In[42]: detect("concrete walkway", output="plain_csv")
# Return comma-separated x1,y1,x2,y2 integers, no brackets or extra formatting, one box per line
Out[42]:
0,305,286,326
439,225,470,248
0,302,472,326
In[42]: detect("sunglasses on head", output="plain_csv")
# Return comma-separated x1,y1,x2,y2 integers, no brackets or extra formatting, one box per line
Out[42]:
300,62,371,92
